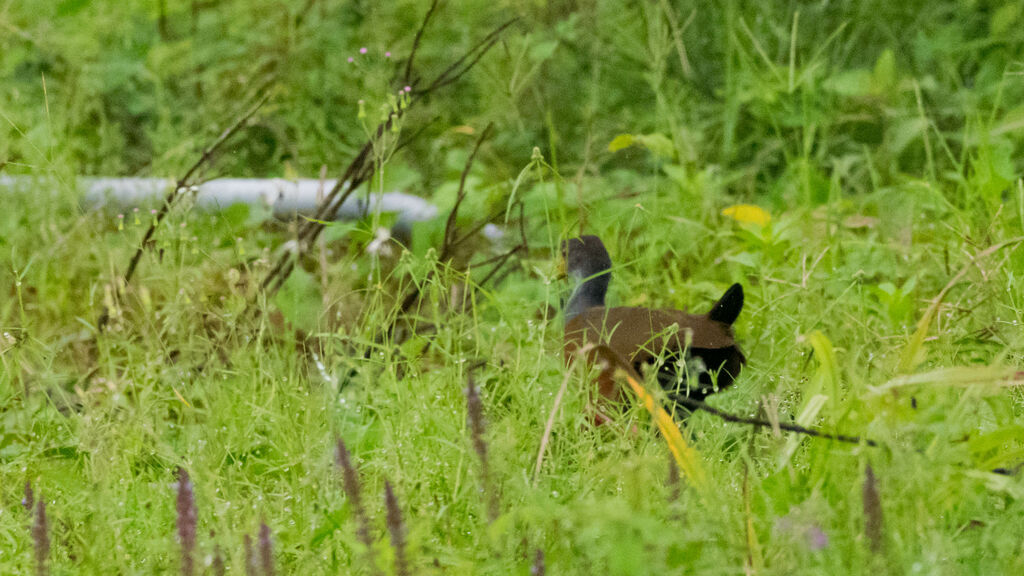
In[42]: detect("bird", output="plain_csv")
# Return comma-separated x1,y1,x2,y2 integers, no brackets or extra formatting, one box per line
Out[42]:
561,235,745,420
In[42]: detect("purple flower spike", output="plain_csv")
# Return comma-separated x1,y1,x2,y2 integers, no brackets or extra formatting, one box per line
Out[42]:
176,468,197,576
807,525,829,551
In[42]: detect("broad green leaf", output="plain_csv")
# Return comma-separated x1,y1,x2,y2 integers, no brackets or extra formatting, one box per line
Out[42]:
529,40,559,62
823,69,873,97
991,3,1021,36
661,163,688,186
635,133,676,160
872,49,897,92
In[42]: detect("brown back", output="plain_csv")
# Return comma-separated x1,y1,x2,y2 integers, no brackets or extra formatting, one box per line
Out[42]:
564,306,744,406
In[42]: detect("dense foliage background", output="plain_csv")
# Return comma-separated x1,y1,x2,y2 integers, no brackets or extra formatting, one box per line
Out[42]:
2,0,1024,574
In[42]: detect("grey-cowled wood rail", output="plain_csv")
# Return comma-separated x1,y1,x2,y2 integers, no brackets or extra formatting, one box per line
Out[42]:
561,235,745,419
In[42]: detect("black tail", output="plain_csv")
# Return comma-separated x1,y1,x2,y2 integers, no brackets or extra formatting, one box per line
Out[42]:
708,283,743,325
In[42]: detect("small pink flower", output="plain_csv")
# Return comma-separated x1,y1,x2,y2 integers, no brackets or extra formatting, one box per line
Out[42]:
404,86,412,93
385,51,391,58
150,209,158,215
347,57,354,63
117,214,124,219
359,47,367,54
133,207,139,213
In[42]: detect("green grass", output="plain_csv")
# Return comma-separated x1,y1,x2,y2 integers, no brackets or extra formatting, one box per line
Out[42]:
3,0,1024,574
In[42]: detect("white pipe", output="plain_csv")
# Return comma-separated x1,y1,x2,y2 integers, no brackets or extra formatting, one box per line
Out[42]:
0,176,438,224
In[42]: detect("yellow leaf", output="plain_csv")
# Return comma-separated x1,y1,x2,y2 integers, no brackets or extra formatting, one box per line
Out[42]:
608,133,635,152
172,386,193,408
722,204,771,226
592,345,708,490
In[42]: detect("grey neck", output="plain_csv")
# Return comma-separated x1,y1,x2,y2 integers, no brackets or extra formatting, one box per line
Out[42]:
565,272,610,323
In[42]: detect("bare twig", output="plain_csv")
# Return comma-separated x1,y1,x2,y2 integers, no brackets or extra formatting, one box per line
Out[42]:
474,240,527,288
419,18,520,95
255,12,516,307
122,92,270,287
259,114,396,298
461,201,529,290
100,91,270,331
441,123,495,261
403,0,440,84
450,197,526,252
316,164,330,302
390,125,503,327
393,115,440,154
667,392,877,446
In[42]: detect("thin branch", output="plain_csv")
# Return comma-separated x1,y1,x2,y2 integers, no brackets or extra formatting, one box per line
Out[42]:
260,111,400,296
475,202,529,287
393,115,440,154
261,16,515,299
441,123,494,261
101,91,270,331
417,18,519,95
666,392,877,446
449,204,511,250
243,10,518,352
404,0,440,83
124,91,269,284
474,242,526,288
